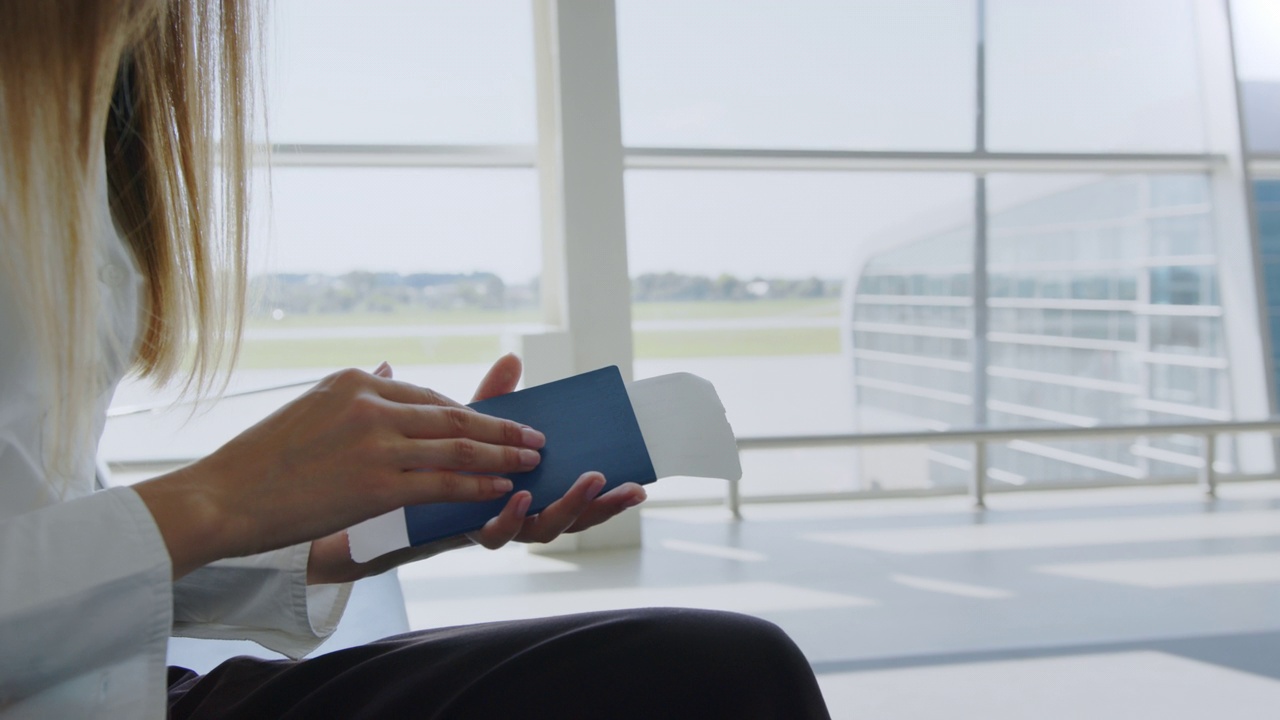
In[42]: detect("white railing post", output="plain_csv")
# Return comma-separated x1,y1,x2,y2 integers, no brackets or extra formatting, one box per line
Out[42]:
1200,432,1218,497
728,477,743,520
971,440,987,508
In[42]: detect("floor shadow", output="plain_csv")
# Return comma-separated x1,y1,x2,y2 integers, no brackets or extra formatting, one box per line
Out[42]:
811,629,1280,682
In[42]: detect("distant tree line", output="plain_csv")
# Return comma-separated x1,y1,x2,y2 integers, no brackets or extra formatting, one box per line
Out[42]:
250,271,841,317
631,272,841,302
249,271,529,316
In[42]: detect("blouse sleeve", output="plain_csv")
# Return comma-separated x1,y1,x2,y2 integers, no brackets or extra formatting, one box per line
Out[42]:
172,543,353,659
0,486,172,706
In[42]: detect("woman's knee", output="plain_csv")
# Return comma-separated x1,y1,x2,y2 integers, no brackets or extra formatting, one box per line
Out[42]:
588,607,816,690
600,608,829,718
625,607,800,657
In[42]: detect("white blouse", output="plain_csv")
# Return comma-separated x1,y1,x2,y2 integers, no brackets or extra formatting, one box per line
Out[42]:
0,154,351,718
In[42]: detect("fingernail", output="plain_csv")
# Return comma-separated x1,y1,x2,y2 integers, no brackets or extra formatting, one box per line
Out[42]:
492,478,513,493
521,427,546,449
516,492,532,515
518,449,541,469
622,486,647,507
374,361,389,373
586,474,606,500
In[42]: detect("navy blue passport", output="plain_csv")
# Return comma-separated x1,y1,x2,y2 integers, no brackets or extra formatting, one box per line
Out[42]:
401,366,657,547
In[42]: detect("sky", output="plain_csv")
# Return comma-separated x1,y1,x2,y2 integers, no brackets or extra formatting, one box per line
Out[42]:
251,0,1273,283
1235,0,1280,80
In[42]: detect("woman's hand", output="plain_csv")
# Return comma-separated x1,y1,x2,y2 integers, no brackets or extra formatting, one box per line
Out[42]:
463,355,647,549
134,361,547,580
305,354,647,586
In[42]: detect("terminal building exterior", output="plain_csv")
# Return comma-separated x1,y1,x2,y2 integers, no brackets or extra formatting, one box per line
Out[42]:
845,174,1251,490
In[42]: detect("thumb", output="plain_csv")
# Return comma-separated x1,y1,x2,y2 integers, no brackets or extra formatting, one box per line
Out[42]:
472,353,522,402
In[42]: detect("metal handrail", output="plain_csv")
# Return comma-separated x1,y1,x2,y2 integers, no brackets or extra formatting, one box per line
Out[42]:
730,417,1280,517
106,378,1280,518
262,143,1225,174
624,147,1225,174
106,378,324,418
736,418,1280,449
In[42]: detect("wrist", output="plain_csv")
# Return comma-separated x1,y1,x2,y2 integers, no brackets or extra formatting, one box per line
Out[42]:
132,459,239,579
309,532,474,585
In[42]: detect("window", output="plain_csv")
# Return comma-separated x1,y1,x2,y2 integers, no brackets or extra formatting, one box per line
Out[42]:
105,0,1270,493
986,0,1205,152
103,1,541,472
617,0,977,150
266,0,536,145
626,170,973,498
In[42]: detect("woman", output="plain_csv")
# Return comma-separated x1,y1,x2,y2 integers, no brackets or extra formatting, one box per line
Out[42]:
0,2,831,718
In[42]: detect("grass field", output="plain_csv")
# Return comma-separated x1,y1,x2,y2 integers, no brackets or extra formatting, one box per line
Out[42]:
634,327,838,359
238,299,842,369
238,328,840,369
633,299,838,321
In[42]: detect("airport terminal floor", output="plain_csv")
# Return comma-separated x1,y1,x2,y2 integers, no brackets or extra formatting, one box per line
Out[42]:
172,480,1280,719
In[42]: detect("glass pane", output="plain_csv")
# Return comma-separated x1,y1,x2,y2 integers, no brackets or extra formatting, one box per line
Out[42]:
1233,0,1280,81
267,0,536,144
103,168,541,471
1255,179,1280,405
986,0,1206,152
251,168,540,282
1242,82,1280,154
617,0,977,150
625,170,974,499
1236,0,1280,152
985,173,1227,486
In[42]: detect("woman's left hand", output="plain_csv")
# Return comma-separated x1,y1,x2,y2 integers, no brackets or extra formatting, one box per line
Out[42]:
306,354,647,585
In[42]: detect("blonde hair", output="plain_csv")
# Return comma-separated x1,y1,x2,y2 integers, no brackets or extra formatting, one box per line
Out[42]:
0,0,257,491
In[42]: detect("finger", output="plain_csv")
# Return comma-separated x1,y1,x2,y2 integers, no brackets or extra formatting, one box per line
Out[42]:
397,470,515,505
472,353,523,403
518,472,607,543
393,404,545,449
469,491,533,550
373,361,392,378
563,483,647,534
369,374,469,410
399,436,542,474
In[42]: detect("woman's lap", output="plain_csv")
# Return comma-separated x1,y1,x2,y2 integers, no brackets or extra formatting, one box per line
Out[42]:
167,607,831,720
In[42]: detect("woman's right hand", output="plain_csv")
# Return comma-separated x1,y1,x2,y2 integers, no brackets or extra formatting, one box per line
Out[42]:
132,364,545,579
